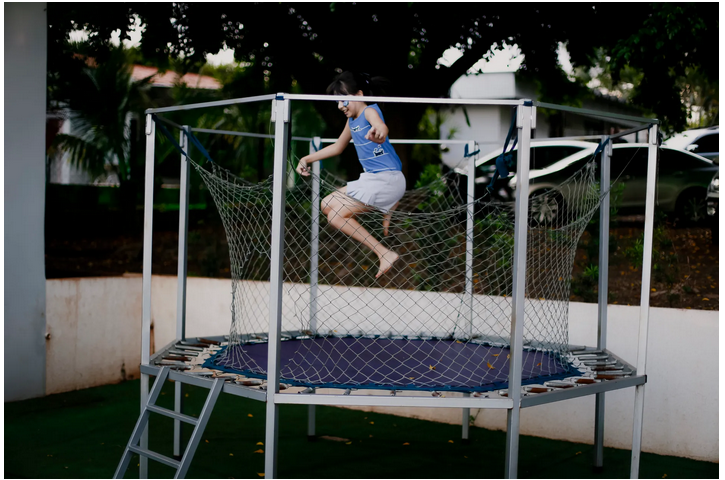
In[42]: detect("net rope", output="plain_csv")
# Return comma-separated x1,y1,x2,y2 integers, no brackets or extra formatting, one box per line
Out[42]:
181,136,604,391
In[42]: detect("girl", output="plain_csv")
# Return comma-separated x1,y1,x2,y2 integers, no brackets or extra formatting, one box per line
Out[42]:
296,71,405,279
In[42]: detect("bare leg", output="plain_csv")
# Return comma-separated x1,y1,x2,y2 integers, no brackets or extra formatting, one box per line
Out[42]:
323,188,400,278
382,201,399,237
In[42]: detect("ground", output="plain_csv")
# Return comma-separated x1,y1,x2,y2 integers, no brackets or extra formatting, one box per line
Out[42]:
5,379,719,479
45,211,718,311
571,217,719,311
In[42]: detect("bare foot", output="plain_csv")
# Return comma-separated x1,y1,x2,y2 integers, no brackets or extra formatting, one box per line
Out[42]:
383,213,392,237
376,250,400,279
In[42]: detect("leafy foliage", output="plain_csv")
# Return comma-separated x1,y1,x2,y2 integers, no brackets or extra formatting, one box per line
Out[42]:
591,3,718,133
48,2,717,136
48,46,153,183
46,1,719,199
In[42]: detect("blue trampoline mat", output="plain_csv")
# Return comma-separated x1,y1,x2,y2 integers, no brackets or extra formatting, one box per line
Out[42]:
204,337,580,393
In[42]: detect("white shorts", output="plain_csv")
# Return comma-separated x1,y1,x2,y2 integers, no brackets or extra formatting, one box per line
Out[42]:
347,171,406,212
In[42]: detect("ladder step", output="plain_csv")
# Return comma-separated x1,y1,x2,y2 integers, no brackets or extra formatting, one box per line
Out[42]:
147,405,199,425
128,445,180,469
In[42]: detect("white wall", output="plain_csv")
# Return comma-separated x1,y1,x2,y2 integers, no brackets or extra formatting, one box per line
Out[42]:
4,3,48,402
45,275,718,462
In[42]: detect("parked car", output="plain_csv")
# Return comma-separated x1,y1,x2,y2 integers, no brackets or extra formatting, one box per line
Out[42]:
664,126,719,163
706,172,718,243
453,140,599,201
506,143,718,223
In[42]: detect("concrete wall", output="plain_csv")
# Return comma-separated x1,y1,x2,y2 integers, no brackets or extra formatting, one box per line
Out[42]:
4,3,48,401
44,275,718,462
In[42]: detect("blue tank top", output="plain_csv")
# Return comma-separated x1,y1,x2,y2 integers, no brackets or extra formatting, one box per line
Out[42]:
348,104,402,173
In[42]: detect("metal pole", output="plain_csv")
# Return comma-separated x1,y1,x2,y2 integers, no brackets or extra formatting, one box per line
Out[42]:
140,114,156,478
594,137,612,470
462,393,471,443
308,137,321,440
309,137,321,334
465,141,477,337
505,104,533,479
265,95,291,479
285,93,525,107
463,141,477,440
630,123,658,479
174,126,191,458
146,93,278,114
307,388,317,441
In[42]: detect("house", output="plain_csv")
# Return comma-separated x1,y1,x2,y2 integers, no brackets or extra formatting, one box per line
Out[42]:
46,65,221,186
440,72,650,169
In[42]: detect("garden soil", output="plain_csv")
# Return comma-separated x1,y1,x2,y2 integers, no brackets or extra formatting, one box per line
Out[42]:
45,213,718,312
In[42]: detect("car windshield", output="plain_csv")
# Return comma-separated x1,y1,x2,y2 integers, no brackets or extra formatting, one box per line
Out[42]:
664,130,719,152
693,134,719,153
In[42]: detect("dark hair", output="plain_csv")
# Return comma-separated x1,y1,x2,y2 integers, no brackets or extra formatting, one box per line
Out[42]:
326,71,390,97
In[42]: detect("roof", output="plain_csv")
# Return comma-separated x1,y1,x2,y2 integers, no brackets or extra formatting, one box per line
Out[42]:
131,65,222,90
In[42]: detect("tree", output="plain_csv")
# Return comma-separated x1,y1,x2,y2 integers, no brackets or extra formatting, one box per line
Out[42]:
48,46,153,185
574,3,719,133
47,2,718,143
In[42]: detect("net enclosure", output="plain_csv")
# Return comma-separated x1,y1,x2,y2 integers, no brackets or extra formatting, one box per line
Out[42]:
170,123,605,393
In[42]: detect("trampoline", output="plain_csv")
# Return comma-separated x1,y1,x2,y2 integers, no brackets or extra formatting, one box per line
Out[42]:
115,93,660,480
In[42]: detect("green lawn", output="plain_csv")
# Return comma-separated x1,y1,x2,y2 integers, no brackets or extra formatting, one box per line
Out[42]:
4,379,718,479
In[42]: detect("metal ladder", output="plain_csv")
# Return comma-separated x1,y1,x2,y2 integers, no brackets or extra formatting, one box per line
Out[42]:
114,367,224,479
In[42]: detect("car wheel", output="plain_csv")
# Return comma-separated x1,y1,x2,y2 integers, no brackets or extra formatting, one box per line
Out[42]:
529,190,566,226
675,189,707,225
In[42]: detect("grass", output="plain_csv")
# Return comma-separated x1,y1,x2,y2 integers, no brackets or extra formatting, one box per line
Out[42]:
4,379,719,479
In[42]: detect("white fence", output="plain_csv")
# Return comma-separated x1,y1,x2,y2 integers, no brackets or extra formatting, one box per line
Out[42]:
45,275,718,462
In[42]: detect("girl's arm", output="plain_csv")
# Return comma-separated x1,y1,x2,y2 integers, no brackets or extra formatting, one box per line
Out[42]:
297,123,352,176
364,108,389,144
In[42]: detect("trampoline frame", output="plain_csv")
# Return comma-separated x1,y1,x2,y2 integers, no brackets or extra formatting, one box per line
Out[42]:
134,93,659,479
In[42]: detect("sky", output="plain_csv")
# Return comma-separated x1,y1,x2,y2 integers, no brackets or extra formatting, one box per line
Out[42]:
71,17,575,75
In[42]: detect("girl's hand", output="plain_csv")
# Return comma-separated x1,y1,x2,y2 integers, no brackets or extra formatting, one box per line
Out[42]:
365,126,385,144
296,158,310,176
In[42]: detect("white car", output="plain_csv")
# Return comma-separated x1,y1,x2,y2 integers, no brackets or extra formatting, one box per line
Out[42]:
453,139,599,200
506,143,718,223
664,126,719,163
453,139,718,224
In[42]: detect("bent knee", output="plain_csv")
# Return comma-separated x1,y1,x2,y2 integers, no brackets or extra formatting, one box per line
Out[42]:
326,206,348,222
321,194,337,216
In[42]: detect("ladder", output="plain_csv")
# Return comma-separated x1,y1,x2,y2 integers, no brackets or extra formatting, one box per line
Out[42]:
114,367,224,479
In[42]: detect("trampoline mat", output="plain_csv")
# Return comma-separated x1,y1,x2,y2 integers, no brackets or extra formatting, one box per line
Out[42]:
204,337,578,392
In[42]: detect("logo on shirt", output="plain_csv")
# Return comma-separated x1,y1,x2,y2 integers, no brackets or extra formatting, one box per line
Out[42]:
373,146,384,157
351,125,362,132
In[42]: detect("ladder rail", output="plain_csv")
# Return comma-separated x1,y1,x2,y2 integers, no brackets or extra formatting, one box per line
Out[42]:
114,368,171,479
114,367,224,480
175,378,225,478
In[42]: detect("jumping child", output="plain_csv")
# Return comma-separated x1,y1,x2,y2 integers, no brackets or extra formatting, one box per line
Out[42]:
296,71,405,279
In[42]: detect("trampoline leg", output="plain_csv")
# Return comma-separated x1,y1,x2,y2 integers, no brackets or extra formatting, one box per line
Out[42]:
504,406,521,479
308,401,316,441
462,393,470,444
594,392,605,470
630,384,646,478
